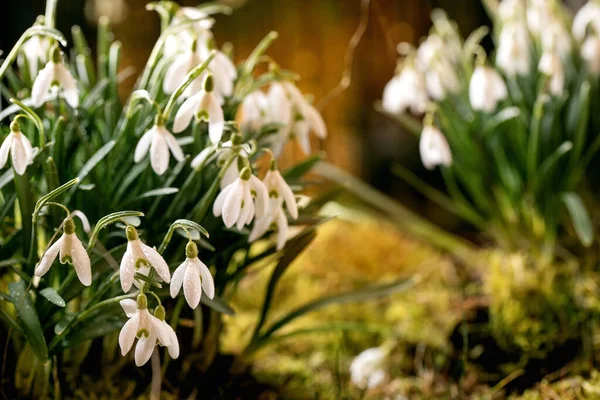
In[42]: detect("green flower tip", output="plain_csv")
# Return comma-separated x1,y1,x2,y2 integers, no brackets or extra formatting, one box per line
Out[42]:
204,74,214,92
126,225,139,241
64,218,76,235
240,166,252,181
51,46,63,64
137,293,148,309
269,158,277,171
231,133,243,146
154,305,166,321
10,120,20,133
185,240,199,259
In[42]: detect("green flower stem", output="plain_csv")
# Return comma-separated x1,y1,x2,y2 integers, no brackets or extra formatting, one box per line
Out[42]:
48,293,136,352
14,170,35,264
44,0,59,29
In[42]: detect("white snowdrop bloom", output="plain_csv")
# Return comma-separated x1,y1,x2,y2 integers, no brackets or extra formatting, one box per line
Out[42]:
248,166,298,250
350,347,389,390
497,21,531,77
120,226,171,293
424,58,460,101
198,44,237,99
134,122,185,176
173,7,214,32
0,121,34,176
240,90,269,131
267,81,327,156
31,47,79,108
173,75,224,143
22,35,49,78
573,1,600,42
538,47,564,96
163,41,204,96
170,241,215,309
582,34,600,74
526,0,554,36
34,218,92,286
498,0,525,20
119,296,178,366
382,64,428,115
469,65,508,113
419,124,452,170
213,167,269,229
541,21,572,57
416,34,445,69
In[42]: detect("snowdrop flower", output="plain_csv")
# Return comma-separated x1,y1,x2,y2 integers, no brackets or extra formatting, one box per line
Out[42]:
173,75,224,143
350,345,391,390
120,226,171,293
267,81,327,155
163,40,204,96
189,137,248,188
240,90,269,131
173,6,214,32
526,0,554,36
31,47,78,108
469,65,508,113
424,58,460,101
573,1,600,42
0,121,34,176
170,241,215,309
582,34,600,74
496,21,531,77
22,35,49,78
419,123,452,170
119,295,178,366
249,163,298,250
134,119,184,176
539,44,564,96
198,43,237,99
498,0,525,21
382,63,428,115
541,21,572,57
213,167,268,229
34,217,92,286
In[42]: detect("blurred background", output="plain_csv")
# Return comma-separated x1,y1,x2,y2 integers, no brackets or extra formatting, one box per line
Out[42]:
0,0,585,225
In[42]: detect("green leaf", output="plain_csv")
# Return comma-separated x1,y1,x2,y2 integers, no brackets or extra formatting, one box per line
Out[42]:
200,294,235,316
0,169,14,190
9,280,48,362
67,140,116,200
39,288,66,307
561,193,594,247
158,219,210,253
374,101,423,137
131,187,178,203
282,152,324,181
257,276,418,341
87,210,145,250
252,230,317,339
33,177,79,218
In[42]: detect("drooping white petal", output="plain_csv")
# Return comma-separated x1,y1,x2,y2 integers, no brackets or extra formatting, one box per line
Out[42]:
294,121,312,155
31,62,55,108
35,235,64,278
170,260,187,298
163,52,192,94
248,213,273,243
221,158,240,189
582,35,600,74
419,126,452,170
191,146,215,169
70,233,92,286
119,312,139,356
149,315,172,346
303,103,327,139
164,130,185,162
183,259,202,309
236,188,254,229
20,134,34,166
208,95,225,144
213,184,233,217
173,93,202,133
275,208,289,250
198,261,214,299
150,130,170,175
249,175,269,219
275,171,298,219
222,180,244,228
164,322,180,358
134,128,155,163
120,243,136,292
141,243,171,283
120,299,138,318
573,1,600,41
56,63,79,108
134,332,157,366
0,133,13,169
267,83,292,124
11,133,29,175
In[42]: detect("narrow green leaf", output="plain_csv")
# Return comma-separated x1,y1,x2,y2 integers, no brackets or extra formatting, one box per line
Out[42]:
158,219,210,253
66,140,115,201
87,210,145,251
200,294,235,316
9,280,48,362
374,101,423,137
131,187,178,202
34,177,79,218
561,193,594,247
282,152,324,181
39,288,66,307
